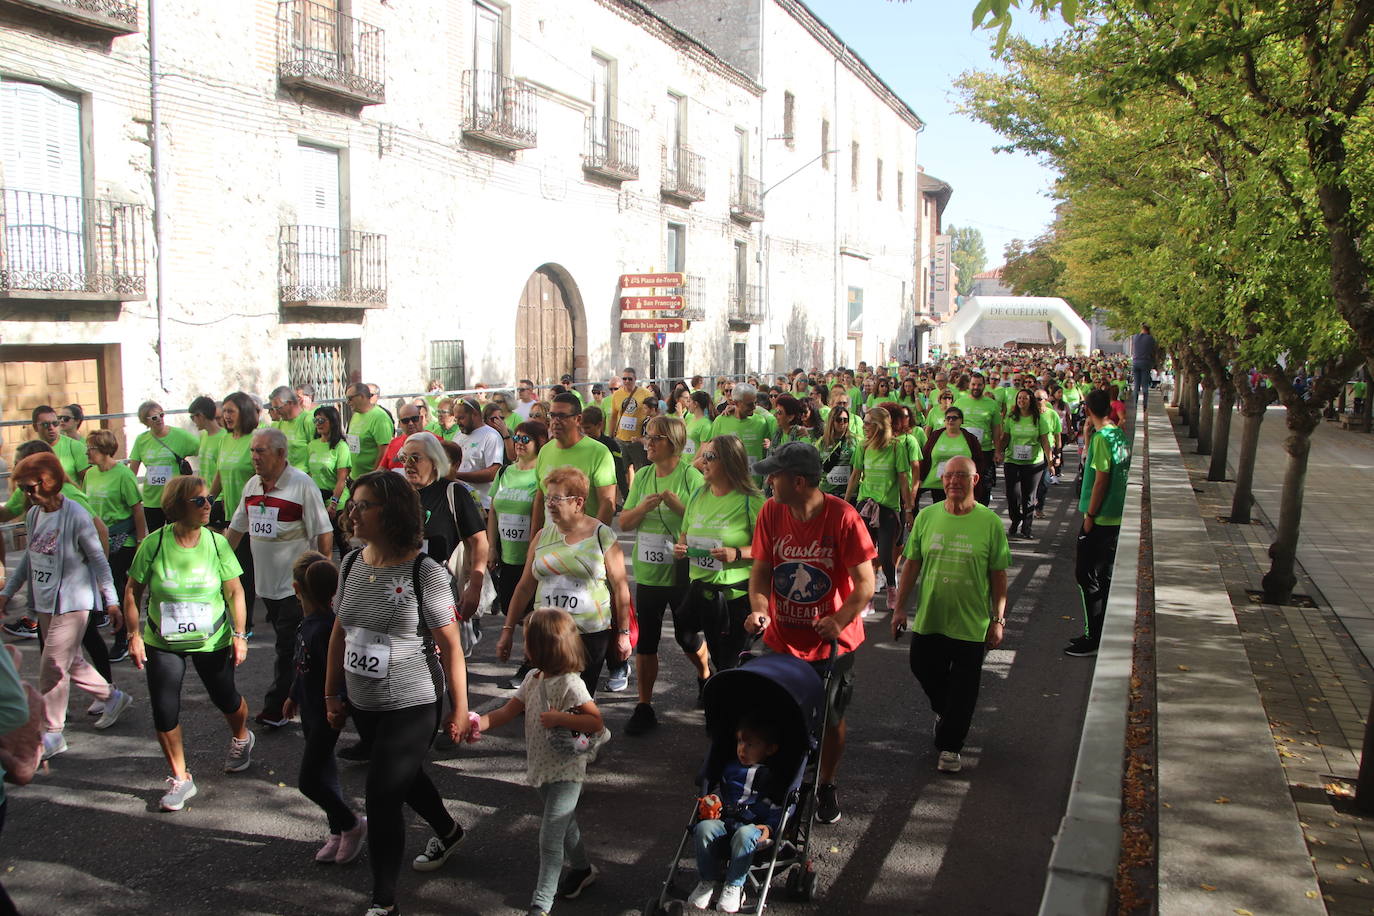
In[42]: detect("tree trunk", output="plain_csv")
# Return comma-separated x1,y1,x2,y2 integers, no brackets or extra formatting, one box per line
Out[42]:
1197,379,1215,455
1208,378,1235,479
1228,381,1271,524
1169,361,1181,408
1187,370,1202,440
1260,403,1315,604
1176,367,1190,425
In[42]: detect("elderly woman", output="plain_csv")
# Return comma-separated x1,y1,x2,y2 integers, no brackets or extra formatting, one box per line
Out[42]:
124,475,251,811
84,428,148,662
325,471,470,916
127,400,200,531
617,415,704,735
434,398,462,442
495,466,634,697
487,420,547,688
397,432,488,619
0,453,129,760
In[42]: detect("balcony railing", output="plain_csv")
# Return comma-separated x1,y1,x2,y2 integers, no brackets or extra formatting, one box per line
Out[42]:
676,274,705,322
462,70,537,150
730,174,764,223
661,146,705,203
0,189,145,300
0,0,138,36
583,117,639,181
279,225,386,308
277,0,385,105
728,282,764,324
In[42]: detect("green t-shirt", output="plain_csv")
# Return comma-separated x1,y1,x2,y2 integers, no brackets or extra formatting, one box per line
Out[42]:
276,414,313,470
817,435,856,496
854,441,906,509
681,487,760,588
683,416,713,458
535,435,618,519
994,387,1017,416
83,464,142,547
491,464,539,566
952,395,1002,450
346,407,396,476
904,501,1010,643
623,460,703,587
921,430,974,489
1080,424,1130,525
1004,413,1056,466
216,433,255,518
53,434,90,482
130,427,200,505
306,437,353,496
1063,386,1083,406
1043,407,1063,440
197,429,227,487
129,526,242,653
6,483,92,518
709,412,771,461
846,386,864,410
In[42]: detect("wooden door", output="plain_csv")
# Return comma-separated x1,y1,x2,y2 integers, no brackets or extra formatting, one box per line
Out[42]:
0,346,106,466
515,269,573,387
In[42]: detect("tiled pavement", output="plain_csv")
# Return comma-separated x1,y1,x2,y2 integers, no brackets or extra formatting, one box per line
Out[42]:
1172,404,1374,914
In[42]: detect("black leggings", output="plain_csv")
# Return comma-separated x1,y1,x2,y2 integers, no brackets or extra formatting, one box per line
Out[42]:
635,582,687,656
299,712,357,834
320,489,349,559
144,644,243,732
868,504,900,586
352,702,457,908
1004,462,1045,525
495,561,527,617
671,583,750,671
578,629,612,697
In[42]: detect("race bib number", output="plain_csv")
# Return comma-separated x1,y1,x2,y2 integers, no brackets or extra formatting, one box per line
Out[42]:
935,461,948,479
964,425,984,442
637,533,673,566
682,439,697,456
687,536,722,572
539,574,592,612
1013,444,1034,461
826,466,852,487
145,465,174,488
160,601,214,642
344,627,391,679
618,413,640,433
250,505,280,539
497,512,530,543
346,434,361,455
30,551,57,585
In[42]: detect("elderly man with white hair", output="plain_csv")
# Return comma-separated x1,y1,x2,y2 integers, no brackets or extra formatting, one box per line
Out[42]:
707,382,773,462
227,426,332,728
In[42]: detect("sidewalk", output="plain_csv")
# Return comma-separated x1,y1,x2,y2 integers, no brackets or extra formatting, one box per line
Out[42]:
1174,402,1374,915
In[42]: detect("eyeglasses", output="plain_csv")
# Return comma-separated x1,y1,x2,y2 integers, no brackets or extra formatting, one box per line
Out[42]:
399,415,423,424
144,414,164,424
942,472,974,481
945,415,961,421
400,453,428,465
57,415,74,423
187,495,214,508
37,420,60,429
547,494,583,505
646,434,670,443
18,483,38,494
549,411,577,421
701,451,719,462
511,434,533,444
349,499,380,513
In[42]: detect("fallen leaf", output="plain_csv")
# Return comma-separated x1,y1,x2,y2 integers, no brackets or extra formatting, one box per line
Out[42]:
1178,665,1192,672
829,846,839,854
1235,909,1254,915
1215,797,1231,804
1200,884,1217,892
1306,890,1319,898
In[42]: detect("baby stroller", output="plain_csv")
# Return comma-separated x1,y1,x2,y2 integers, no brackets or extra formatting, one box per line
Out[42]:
644,645,836,914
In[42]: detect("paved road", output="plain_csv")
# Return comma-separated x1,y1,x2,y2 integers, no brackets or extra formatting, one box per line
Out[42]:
2,463,1094,915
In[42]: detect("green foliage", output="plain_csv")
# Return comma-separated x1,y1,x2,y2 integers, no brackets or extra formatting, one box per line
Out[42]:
948,226,989,297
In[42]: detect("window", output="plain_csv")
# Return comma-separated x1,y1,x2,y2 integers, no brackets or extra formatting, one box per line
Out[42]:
474,1,502,75
735,127,748,186
0,80,84,274
851,141,860,190
591,54,610,147
665,222,685,271
667,91,684,158
876,158,883,201
783,91,795,149
430,340,467,391
668,341,685,381
734,240,749,289
898,170,905,210
821,119,830,169
733,342,747,378
297,142,342,286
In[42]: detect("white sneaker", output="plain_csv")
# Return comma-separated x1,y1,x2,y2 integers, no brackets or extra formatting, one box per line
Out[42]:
716,884,743,913
861,601,877,618
160,774,198,811
938,750,962,773
687,880,716,910
605,667,630,692
225,730,255,772
41,731,67,760
94,688,133,730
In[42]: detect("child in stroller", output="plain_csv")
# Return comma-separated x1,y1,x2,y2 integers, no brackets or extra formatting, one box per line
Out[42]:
687,714,784,912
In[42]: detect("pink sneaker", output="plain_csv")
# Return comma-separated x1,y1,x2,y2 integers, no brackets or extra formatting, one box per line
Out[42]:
315,833,342,863
335,816,367,865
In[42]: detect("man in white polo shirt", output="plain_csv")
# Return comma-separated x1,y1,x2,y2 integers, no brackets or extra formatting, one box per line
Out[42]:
452,396,506,511
227,427,331,728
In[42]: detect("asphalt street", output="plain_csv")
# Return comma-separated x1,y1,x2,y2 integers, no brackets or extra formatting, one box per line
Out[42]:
1,459,1094,916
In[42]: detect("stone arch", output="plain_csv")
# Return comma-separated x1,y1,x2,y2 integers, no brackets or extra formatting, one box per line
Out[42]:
940,296,1092,355
514,263,588,386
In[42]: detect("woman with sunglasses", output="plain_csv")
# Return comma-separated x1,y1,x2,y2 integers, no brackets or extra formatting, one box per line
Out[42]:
128,401,200,532
209,392,261,634
434,398,463,442
488,420,547,687
923,389,958,438
818,404,857,499
0,453,129,762
307,405,353,548
123,475,252,810
618,415,704,735
844,407,910,611
1002,388,1055,539
916,406,985,510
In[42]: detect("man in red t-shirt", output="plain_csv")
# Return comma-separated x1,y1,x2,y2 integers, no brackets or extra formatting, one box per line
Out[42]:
746,441,876,826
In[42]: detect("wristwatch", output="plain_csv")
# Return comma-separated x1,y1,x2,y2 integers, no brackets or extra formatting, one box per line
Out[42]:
990,617,1006,626
617,628,631,635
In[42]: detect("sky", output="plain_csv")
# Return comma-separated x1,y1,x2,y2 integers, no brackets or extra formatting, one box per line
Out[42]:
800,0,1067,268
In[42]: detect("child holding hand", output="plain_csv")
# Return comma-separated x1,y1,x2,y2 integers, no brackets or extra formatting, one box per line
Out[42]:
688,715,784,913
472,608,609,916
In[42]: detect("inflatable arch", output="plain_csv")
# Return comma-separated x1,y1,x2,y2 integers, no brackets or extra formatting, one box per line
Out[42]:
939,296,1092,356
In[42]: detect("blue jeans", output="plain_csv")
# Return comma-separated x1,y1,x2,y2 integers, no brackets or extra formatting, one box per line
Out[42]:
695,820,763,887
532,780,588,911
1132,366,1151,408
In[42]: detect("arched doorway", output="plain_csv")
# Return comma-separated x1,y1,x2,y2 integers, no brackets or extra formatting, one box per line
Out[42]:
515,264,587,387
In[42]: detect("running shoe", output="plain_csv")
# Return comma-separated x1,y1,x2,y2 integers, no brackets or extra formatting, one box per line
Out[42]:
716,884,743,913
315,833,341,864
225,730,255,772
108,640,130,663
1063,637,1099,657
94,688,133,729
335,816,368,865
556,863,598,899
412,823,463,871
94,612,110,629
624,702,657,736
41,731,67,760
814,784,841,824
605,664,629,693
87,699,106,716
255,710,290,728
160,774,198,811
687,880,717,910
3,617,37,639
362,906,396,916
937,751,962,773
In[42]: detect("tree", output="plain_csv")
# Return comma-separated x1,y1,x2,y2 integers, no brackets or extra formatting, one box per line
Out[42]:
1001,230,1068,300
948,226,987,297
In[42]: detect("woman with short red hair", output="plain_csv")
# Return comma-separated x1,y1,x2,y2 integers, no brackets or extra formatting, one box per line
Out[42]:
0,452,130,760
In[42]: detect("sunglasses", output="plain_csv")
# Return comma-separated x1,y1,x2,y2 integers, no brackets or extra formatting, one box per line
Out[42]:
400,453,427,465
511,434,533,444
701,452,719,462
37,420,60,429
18,483,39,494
622,377,635,382
549,412,577,421
945,415,961,421
144,414,164,424
57,415,75,423
400,415,424,424
187,495,214,508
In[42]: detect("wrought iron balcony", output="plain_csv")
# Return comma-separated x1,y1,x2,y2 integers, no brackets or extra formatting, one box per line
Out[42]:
0,0,137,36
462,71,537,150
279,225,386,308
728,282,764,324
0,189,145,300
661,146,705,203
730,174,764,223
676,274,705,322
277,0,385,105
583,117,639,182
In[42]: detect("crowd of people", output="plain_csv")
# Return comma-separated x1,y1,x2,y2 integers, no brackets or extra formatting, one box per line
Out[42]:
0,346,1137,915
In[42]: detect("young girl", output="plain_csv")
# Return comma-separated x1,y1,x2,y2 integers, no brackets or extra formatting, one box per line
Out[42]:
282,551,366,865
474,608,608,916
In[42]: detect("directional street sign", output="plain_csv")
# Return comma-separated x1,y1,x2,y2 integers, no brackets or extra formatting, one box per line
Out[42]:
620,295,684,310
619,272,685,289
620,317,688,333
